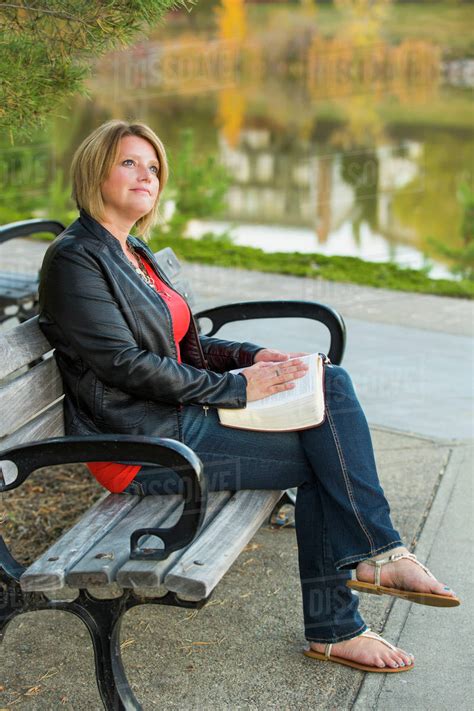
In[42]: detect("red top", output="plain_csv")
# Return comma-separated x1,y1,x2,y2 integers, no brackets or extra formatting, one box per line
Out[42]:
87,255,191,493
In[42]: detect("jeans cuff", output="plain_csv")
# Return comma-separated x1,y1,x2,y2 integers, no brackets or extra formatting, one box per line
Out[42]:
336,539,404,570
305,621,368,644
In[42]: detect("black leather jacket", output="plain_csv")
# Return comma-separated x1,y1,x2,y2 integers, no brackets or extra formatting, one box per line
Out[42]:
38,211,262,441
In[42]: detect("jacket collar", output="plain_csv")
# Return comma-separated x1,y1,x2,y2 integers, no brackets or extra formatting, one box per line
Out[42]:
78,209,124,254
77,209,173,288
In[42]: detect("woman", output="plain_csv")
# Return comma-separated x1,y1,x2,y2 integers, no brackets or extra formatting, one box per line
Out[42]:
38,120,459,674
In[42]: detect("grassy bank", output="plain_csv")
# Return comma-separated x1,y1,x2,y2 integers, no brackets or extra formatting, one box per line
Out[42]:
148,233,473,300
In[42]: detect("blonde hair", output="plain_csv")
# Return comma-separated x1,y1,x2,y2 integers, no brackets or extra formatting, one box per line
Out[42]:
71,120,168,239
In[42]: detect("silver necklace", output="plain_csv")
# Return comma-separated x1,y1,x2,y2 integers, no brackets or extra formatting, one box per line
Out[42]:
126,242,156,289
126,242,172,300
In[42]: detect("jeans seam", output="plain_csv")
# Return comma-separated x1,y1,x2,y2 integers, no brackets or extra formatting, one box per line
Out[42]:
326,406,376,553
305,621,367,644
194,450,307,468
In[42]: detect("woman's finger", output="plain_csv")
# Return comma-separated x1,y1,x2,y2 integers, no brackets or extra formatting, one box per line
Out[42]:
268,368,307,387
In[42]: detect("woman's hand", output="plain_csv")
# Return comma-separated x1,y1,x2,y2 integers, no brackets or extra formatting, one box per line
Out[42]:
241,358,309,402
254,348,309,363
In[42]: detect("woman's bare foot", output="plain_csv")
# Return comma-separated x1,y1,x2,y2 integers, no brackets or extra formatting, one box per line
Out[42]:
355,548,458,600
309,634,414,669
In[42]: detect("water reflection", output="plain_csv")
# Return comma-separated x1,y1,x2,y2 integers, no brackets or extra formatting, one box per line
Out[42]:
2,1,473,280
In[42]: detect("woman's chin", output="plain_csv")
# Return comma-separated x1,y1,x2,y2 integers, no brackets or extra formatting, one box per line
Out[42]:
126,202,154,222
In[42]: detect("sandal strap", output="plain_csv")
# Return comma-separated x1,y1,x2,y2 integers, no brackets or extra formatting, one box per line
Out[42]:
364,551,436,586
361,629,398,653
323,628,397,659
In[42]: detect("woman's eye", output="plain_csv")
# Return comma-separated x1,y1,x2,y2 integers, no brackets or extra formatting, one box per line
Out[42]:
122,159,134,166
150,165,159,175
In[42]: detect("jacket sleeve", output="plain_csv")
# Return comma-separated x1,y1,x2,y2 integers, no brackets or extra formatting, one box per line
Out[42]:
199,335,263,373
39,245,247,409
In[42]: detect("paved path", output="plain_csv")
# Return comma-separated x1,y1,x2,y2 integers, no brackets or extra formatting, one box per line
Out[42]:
184,262,473,441
185,262,474,711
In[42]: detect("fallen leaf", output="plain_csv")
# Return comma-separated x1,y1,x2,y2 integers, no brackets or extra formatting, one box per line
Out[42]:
243,543,261,552
242,557,256,566
25,685,42,696
120,639,135,650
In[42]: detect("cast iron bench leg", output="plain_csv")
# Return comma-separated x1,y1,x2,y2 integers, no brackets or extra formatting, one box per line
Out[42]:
66,591,141,711
1,537,209,710
0,539,139,710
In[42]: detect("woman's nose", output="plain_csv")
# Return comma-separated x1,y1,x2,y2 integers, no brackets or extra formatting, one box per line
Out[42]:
137,165,151,181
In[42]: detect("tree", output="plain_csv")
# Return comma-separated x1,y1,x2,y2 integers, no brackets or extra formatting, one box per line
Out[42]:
0,0,194,140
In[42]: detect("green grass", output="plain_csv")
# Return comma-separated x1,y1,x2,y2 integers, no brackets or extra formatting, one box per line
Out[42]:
381,2,474,60
149,232,473,300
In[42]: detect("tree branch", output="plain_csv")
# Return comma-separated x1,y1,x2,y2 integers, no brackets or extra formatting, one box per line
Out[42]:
0,2,86,23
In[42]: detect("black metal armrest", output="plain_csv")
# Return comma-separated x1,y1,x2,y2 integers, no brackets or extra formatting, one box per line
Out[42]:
195,299,346,365
0,434,207,562
0,218,65,245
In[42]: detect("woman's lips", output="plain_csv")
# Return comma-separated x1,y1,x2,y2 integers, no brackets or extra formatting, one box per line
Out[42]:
131,188,151,195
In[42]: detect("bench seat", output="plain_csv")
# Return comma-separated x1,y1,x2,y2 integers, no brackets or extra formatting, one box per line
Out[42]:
20,488,282,600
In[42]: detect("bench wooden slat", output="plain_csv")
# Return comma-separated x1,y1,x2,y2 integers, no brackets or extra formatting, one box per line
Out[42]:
0,317,51,379
0,357,62,437
66,495,182,587
117,491,231,589
173,277,196,307
20,494,140,592
164,490,283,601
0,274,37,304
154,247,182,281
0,400,64,452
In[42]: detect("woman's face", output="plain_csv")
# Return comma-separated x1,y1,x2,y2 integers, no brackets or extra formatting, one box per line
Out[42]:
101,135,160,225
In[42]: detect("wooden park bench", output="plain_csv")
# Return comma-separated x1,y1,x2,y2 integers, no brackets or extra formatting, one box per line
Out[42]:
0,219,65,325
0,227,346,710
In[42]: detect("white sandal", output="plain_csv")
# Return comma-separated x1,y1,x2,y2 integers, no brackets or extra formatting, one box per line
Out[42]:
347,552,460,607
303,628,414,673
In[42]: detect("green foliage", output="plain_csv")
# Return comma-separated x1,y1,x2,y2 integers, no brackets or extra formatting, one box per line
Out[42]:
155,128,231,236
149,231,473,299
428,182,474,280
0,0,194,138
36,168,78,226
0,137,77,225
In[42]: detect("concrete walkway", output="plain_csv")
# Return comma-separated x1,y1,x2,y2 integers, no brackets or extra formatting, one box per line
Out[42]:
1,240,473,709
187,262,474,711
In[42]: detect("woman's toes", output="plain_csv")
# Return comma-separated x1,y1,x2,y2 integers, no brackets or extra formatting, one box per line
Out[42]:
441,584,457,597
431,580,457,597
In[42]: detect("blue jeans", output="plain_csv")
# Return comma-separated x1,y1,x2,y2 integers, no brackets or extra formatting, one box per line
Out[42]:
123,365,403,643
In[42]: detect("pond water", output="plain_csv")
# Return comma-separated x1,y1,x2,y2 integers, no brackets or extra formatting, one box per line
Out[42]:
3,2,473,280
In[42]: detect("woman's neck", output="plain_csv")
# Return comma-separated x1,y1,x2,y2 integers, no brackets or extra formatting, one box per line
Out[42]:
99,216,135,251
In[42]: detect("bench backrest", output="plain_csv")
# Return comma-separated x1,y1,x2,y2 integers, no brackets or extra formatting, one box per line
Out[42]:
0,247,195,455
0,318,64,453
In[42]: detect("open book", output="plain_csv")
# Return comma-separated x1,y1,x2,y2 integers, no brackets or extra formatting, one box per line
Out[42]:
217,353,327,432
